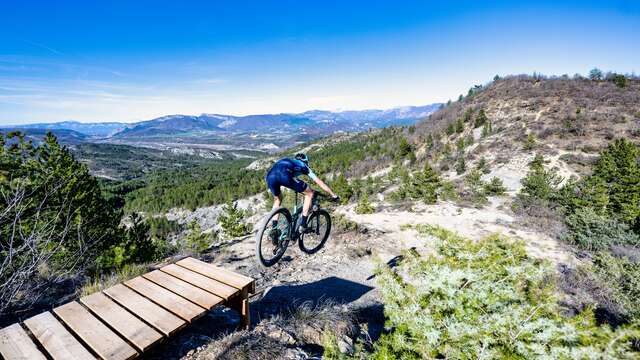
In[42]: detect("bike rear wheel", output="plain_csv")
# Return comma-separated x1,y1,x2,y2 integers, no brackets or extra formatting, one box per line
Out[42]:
299,209,331,254
255,207,292,267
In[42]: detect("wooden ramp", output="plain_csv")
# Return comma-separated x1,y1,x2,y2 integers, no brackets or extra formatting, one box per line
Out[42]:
0,257,255,360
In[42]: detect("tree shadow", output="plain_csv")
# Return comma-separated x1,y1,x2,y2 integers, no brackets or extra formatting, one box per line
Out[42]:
142,276,383,359
255,276,374,314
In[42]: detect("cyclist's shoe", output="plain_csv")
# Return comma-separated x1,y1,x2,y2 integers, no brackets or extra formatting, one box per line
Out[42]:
269,228,281,247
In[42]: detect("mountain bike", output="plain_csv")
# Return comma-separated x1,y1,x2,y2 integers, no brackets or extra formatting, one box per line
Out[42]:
255,192,333,267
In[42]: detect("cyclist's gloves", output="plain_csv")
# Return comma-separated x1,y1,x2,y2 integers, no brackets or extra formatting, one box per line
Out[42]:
331,196,341,203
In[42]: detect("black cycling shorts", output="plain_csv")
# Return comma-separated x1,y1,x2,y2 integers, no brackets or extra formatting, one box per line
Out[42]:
266,166,308,196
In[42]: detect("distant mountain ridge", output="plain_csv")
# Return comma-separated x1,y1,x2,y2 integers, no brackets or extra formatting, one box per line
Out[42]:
2,103,441,151
7,121,126,138
3,104,441,139
111,104,442,139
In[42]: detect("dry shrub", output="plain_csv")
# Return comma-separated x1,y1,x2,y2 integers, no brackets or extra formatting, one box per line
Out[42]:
193,331,287,360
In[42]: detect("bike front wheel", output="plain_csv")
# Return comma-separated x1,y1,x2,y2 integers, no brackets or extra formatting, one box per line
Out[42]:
255,207,292,267
299,209,331,254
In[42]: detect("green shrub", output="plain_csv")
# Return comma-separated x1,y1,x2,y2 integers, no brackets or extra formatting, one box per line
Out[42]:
355,193,375,214
523,133,536,150
612,74,627,88
330,174,354,204
396,163,442,204
476,157,490,174
484,176,507,196
218,201,251,238
455,155,466,175
464,169,488,205
591,252,640,321
517,154,562,206
591,138,640,229
455,118,464,133
446,122,455,135
363,225,640,359
481,120,493,137
474,109,488,128
182,220,217,253
97,213,171,270
563,208,639,251
397,137,413,158
438,181,459,201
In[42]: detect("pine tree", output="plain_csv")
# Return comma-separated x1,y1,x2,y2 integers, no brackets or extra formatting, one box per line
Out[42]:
474,109,488,128
591,139,640,227
455,118,465,133
218,201,251,238
401,164,441,203
355,193,375,214
589,67,603,81
455,154,466,175
518,154,563,205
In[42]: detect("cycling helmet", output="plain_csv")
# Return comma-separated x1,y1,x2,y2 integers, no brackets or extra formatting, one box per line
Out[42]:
294,153,309,165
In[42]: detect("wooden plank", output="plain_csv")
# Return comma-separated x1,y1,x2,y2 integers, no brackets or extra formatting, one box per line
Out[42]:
124,277,206,322
143,270,223,309
80,292,162,352
53,302,137,360
103,284,185,337
24,311,95,360
160,264,238,300
0,323,47,360
177,257,255,292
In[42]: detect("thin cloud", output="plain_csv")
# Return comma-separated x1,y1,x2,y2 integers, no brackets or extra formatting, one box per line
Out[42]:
22,40,65,56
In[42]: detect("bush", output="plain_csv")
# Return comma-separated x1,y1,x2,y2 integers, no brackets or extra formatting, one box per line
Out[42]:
481,120,493,137
355,194,375,214
464,169,488,205
476,157,490,174
439,180,459,201
589,68,603,81
591,252,640,321
330,174,354,204
218,201,251,238
97,213,170,270
563,208,639,251
484,176,507,196
613,74,628,88
517,154,563,206
364,225,640,359
396,164,441,204
590,138,640,229
455,155,466,175
523,133,536,150
181,220,218,254
474,109,488,128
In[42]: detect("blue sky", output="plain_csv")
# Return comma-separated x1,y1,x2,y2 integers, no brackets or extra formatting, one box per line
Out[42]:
1,1,638,124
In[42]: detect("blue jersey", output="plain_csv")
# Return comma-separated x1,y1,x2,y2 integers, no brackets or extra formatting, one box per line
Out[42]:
265,158,317,196
270,158,317,180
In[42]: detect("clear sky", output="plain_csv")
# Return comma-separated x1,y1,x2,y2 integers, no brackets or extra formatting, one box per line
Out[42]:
1,1,638,124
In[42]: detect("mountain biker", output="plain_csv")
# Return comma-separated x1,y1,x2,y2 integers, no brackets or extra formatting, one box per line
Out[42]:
266,153,339,235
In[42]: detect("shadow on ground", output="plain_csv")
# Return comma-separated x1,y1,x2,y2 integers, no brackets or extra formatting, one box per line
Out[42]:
142,276,384,359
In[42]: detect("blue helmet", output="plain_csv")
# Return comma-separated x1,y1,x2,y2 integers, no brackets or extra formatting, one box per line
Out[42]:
295,153,309,165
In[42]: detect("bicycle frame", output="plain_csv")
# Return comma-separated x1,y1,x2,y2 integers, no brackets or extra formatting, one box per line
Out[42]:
290,191,322,236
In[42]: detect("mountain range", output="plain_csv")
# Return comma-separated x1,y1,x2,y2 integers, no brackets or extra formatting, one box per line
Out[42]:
4,104,441,141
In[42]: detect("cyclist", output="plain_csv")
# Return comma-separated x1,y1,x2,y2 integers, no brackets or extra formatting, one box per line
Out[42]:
266,153,339,235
